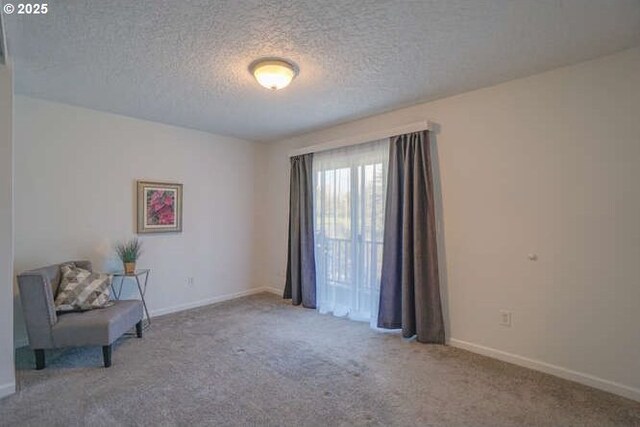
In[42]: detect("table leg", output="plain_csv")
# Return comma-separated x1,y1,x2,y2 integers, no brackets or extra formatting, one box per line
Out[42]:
141,270,149,297
111,276,125,301
135,275,151,327
118,276,125,300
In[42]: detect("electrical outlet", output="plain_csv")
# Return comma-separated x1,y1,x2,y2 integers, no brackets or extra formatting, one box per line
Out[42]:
499,310,512,327
187,277,195,286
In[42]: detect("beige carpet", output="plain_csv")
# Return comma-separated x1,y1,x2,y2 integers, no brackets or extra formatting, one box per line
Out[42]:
1,293,639,426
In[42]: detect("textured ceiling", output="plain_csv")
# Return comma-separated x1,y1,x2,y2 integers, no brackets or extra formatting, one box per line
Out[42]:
5,0,640,142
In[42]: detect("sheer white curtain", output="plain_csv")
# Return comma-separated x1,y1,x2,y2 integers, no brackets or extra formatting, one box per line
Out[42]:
313,139,389,327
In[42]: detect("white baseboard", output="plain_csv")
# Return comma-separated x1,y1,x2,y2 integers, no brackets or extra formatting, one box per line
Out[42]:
149,287,277,318
0,382,15,400
448,338,640,402
262,286,282,296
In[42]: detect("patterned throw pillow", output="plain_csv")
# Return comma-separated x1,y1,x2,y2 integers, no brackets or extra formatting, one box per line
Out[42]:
54,263,113,312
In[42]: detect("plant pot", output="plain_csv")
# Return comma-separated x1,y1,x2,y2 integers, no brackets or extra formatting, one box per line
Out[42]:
124,262,136,275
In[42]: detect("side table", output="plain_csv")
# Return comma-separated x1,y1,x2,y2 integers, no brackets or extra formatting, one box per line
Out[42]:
111,269,151,329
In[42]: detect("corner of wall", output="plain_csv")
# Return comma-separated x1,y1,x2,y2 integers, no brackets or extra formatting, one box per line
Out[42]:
0,36,15,398
0,382,15,400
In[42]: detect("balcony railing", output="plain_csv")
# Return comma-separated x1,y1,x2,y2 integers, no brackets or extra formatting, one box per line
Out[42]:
317,235,383,290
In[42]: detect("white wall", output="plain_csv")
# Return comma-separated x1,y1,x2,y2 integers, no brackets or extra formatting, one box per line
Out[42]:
256,47,640,400
0,61,15,399
13,97,263,345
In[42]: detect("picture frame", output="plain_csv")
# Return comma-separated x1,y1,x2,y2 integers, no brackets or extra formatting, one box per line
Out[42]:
136,181,183,234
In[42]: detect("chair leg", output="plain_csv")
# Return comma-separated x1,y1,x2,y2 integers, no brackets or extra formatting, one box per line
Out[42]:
34,349,45,370
135,321,143,338
102,345,112,368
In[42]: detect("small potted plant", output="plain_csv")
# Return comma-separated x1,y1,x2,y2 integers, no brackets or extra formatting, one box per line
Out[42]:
116,238,143,275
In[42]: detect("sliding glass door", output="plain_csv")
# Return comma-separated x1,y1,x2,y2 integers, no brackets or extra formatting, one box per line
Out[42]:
313,140,388,325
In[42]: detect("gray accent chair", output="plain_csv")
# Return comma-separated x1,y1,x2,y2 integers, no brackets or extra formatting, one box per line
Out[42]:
17,260,144,369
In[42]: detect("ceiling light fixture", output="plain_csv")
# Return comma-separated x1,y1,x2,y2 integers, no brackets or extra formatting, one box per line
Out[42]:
249,58,299,90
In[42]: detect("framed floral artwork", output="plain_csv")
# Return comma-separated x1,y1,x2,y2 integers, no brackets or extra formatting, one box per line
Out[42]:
137,181,183,234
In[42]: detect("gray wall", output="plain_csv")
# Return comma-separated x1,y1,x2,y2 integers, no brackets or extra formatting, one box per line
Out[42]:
0,60,14,398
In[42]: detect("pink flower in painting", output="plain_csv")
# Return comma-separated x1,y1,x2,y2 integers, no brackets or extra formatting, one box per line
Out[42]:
146,190,176,225
150,191,162,205
157,205,175,225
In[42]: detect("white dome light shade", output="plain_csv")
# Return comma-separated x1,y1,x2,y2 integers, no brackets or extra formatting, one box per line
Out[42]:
250,59,298,90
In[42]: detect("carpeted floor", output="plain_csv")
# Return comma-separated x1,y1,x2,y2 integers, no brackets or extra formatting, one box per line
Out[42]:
2,293,640,426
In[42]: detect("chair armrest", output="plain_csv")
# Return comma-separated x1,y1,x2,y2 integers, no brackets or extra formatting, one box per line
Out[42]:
17,271,57,349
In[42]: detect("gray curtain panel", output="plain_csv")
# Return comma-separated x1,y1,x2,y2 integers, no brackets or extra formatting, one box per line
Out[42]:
284,154,317,308
377,130,445,344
